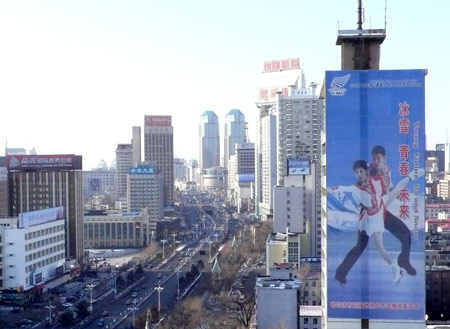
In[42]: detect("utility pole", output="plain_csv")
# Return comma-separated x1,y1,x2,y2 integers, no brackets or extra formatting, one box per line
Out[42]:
155,284,164,313
161,239,167,259
45,299,56,325
87,283,96,313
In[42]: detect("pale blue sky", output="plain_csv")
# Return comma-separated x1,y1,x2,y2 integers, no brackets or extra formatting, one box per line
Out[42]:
1,1,448,169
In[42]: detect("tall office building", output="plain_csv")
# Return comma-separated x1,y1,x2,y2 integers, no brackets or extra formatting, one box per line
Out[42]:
127,164,163,223
144,115,174,205
115,144,133,199
255,58,302,221
7,154,84,264
132,126,141,166
0,156,7,217
223,109,246,170
255,105,277,220
275,75,322,185
199,111,220,170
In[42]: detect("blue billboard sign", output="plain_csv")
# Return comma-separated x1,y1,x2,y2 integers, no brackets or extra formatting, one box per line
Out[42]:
237,174,255,182
326,70,425,320
129,165,155,174
287,158,310,175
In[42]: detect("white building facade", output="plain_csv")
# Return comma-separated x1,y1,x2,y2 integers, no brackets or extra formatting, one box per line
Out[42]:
0,211,65,298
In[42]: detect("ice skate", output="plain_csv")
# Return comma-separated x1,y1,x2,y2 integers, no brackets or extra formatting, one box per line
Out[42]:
391,263,404,284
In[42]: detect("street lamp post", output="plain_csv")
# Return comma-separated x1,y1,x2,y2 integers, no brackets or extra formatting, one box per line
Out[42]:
161,239,167,259
87,283,96,313
45,299,56,325
155,284,164,313
177,271,181,299
132,299,139,328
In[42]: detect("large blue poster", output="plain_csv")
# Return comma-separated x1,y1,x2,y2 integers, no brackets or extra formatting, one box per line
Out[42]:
326,70,425,320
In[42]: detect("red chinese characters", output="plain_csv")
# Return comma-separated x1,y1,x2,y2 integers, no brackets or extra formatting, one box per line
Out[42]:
399,118,410,134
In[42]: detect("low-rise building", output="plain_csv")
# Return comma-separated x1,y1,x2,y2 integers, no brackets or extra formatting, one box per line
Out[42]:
256,274,301,329
83,210,152,248
299,305,322,329
426,265,450,320
0,208,66,303
266,232,301,275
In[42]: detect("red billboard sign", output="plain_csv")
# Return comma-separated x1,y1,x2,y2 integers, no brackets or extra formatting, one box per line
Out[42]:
263,58,300,73
7,155,77,170
145,115,172,127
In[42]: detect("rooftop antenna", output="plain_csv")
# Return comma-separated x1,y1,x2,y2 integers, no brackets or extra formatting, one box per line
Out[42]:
357,0,364,30
384,0,388,31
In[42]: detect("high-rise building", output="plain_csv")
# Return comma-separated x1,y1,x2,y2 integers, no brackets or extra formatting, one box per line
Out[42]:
231,143,255,212
275,75,322,185
7,154,84,264
199,111,220,171
255,105,277,220
132,126,141,166
0,156,7,218
115,144,133,199
144,115,174,205
127,164,163,224
255,58,302,221
224,109,246,170
174,158,188,182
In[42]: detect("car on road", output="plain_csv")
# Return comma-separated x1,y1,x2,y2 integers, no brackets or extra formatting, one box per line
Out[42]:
132,292,138,298
62,303,74,308
157,273,163,279
98,319,105,327
125,299,131,305
102,310,109,317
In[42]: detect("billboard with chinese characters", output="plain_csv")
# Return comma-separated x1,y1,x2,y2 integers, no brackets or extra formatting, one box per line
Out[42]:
129,165,155,174
145,115,172,127
257,58,301,102
7,155,81,170
18,207,65,229
326,70,425,320
287,158,310,175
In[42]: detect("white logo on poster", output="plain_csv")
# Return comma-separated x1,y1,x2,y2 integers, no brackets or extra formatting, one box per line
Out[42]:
329,74,350,96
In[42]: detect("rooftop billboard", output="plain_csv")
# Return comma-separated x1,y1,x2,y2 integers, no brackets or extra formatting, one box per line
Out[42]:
145,115,172,127
287,158,310,176
129,165,155,174
18,207,65,229
326,70,426,321
7,155,81,170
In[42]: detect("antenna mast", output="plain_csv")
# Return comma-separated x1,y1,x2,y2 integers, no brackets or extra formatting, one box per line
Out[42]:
357,0,363,30
384,0,388,31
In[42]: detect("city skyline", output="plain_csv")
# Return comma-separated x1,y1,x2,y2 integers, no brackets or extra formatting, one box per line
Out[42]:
1,0,448,169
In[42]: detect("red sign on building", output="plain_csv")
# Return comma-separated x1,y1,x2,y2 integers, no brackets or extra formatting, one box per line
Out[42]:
144,115,172,127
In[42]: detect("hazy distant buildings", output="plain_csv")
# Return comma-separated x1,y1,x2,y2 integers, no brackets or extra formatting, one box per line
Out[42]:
144,115,174,205
224,109,246,171
7,154,84,264
199,111,220,171
115,144,133,199
83,167,116,197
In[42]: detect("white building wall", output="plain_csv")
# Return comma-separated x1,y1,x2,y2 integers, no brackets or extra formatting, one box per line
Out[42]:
2,219,65,291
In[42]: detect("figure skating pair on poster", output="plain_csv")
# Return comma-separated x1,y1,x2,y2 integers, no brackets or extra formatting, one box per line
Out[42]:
329,146,424,286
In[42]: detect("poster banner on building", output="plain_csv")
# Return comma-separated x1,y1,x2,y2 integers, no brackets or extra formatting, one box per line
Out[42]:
326,70,425,320
19,207,65,228
287,158,310,175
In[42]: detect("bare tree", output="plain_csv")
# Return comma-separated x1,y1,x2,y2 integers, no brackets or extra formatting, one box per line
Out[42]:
160,297,203,329
217,293,256,329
